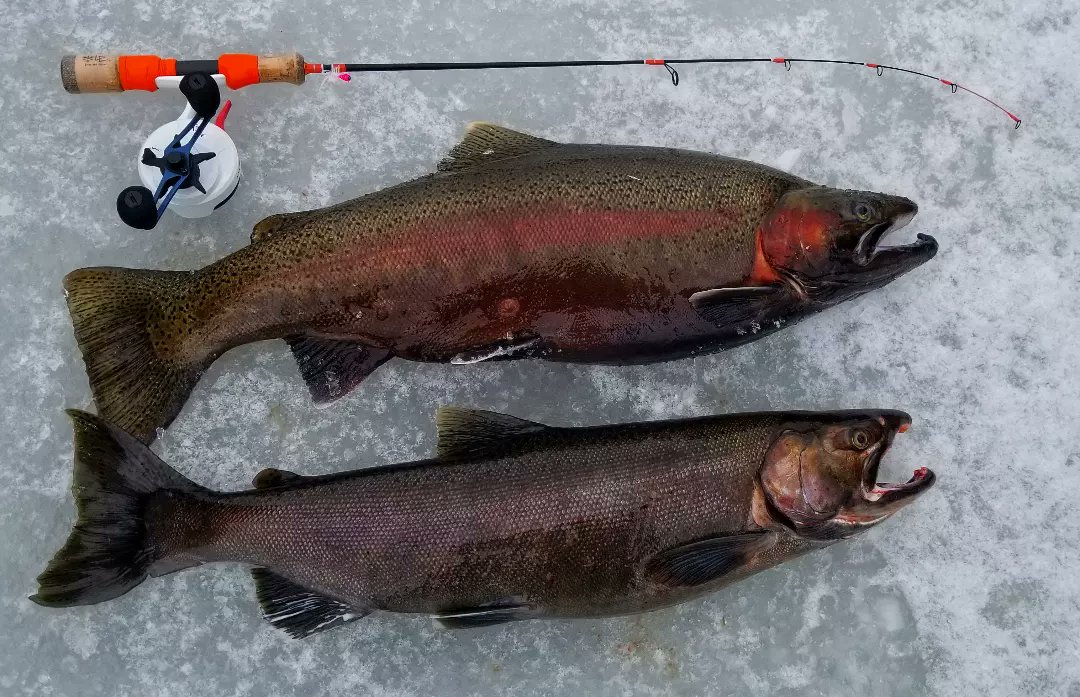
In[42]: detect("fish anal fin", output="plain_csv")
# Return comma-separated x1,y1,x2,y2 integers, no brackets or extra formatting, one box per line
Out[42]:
251,568,369,639
437,122,559,173
688,285,788,332
434,603,531,629
435,407,549,459
285,336,392,404
252,468,306,489
645,532,776,588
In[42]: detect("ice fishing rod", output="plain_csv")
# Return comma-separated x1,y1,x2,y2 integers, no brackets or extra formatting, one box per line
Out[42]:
62,52,1021,128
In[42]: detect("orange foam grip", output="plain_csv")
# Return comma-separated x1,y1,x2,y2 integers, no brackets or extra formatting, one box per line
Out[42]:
218,54,260,89
117,55,176,92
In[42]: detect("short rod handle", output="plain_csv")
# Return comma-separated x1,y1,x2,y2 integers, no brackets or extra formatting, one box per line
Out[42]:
61,52,308,93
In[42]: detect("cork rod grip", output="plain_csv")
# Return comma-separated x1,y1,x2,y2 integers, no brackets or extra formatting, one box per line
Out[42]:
61,55,124,93
257,52,307,85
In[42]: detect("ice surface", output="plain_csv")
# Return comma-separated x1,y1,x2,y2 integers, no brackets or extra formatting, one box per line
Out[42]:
1,1,1077,695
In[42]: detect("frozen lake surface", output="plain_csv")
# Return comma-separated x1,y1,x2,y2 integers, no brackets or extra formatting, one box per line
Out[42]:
1,1,1076,695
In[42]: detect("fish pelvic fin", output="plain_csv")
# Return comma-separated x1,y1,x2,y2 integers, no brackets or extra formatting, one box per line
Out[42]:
63,267,206,443
434,603,532,629
437,122,559,173
30,410,208,608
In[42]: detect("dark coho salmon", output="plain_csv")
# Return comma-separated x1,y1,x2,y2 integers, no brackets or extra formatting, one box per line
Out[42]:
33,408,934,638
64,123,936,442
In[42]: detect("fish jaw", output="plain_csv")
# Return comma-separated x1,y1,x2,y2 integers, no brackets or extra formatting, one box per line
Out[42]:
756,189,937,306
758,410,936,541
839,413,936,524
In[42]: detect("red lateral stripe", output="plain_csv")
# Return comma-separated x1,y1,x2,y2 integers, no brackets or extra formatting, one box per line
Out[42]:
311,207,742,276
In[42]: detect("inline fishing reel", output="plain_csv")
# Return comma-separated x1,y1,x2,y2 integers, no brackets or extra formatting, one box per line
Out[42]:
116,72,240,230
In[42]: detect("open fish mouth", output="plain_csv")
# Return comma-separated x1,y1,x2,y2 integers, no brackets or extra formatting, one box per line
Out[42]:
859,415,935,509
799,200,937,303
825,413,936,529
853,209,934,267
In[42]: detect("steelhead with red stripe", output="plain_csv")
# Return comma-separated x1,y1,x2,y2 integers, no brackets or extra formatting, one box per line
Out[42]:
63,123,937,442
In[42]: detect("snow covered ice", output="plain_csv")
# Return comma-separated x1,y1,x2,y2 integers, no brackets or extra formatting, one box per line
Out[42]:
0,1,1077,695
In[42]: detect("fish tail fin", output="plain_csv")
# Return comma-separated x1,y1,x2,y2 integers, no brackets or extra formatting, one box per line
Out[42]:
64,267,205,443
31,410,207,608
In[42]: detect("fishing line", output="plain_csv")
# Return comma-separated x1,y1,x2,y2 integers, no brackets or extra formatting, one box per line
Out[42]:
310,55,1021,128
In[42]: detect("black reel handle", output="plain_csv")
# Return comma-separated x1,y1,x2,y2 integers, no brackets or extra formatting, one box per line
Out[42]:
180,72,221,119
116,185,159,230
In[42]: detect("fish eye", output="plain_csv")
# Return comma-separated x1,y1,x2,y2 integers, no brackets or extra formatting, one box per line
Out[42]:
854,203,875,222
849,428,872,450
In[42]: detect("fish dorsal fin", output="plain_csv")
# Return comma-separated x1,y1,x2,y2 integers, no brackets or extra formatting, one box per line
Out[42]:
435,406,549,459
251,568,369,639
437,122,559,173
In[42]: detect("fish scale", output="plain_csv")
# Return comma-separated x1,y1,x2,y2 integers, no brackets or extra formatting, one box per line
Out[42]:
148,414,780,620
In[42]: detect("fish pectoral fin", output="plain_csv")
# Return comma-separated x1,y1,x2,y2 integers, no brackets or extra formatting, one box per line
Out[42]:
437,122,559,173
688,285,789,332
645,532,777,588
434,603,532,629
251,467,306,489
251,568,370,639
285,336,393,404
435,406,550,459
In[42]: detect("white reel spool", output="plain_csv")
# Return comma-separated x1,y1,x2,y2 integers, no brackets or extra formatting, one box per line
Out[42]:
136,75,240,220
